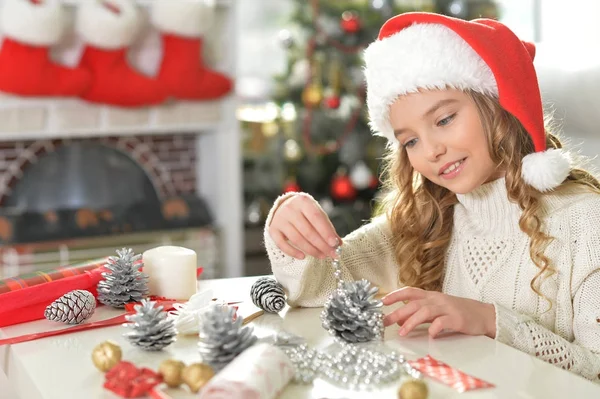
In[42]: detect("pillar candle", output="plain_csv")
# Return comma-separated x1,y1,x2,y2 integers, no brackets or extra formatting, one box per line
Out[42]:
142,246,198,300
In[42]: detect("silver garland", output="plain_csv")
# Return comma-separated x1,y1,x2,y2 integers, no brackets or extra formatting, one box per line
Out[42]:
276,244,424,390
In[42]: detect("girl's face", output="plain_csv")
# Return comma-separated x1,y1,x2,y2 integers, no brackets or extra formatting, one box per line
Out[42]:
389,89,503,194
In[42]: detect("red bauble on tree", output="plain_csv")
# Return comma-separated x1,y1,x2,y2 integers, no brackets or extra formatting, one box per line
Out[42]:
331,169,357,201
283,178,301,194
324,94,341,109
340,11,361,34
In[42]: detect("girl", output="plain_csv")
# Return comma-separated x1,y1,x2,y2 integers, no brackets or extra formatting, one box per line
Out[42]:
264,12,600,382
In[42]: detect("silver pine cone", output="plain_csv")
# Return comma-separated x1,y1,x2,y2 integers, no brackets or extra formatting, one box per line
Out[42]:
44,289,96,324
250,277,286,313
320,279,384,343
123,299,177,351
198,305,257,370
98,248,149,308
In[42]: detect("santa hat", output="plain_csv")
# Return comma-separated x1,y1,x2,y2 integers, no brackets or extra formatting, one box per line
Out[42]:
364,12,571,192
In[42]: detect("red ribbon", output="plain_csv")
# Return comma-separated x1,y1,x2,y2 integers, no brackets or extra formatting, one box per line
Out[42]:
104,361,162,398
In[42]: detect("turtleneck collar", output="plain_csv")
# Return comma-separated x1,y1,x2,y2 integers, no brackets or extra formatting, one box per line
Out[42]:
454,177,523,235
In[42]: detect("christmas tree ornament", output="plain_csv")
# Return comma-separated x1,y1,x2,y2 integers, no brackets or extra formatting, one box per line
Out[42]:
278,29,295,48
123,299,177,351
288,59,310,88
398,378,429,399
350,160,374,190
197,304,257,370
76,0,166,106
168,289,214,335
0,0,91,97
321,246,384,343
92,340,123,372
181,363,215,393
323,57,342,110
283,177,301,194
340,10,361,34
44,289,96,324
158,359,185,388
98,248,149,308
444,0,468,19
151,0,232,100
283,138,303,162
302,83,324,108
331,168,357,201
250,277,286,314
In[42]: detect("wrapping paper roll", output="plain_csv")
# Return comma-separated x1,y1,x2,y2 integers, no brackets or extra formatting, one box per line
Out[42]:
199,343,294,399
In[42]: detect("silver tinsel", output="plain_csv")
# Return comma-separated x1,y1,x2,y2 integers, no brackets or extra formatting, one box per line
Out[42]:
321,246,384,343
275,244,424,391
250,277,286,313
44,289,96,324
198,305,257,371
123,299,176,351
98,248,149,308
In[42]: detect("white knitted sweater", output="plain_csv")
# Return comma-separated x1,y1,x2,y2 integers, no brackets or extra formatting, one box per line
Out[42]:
264,178,600,382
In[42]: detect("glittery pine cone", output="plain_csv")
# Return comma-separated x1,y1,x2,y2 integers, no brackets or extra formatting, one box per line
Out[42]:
123,299,177,351
320,279,384,343
44,289,96,324
198,305,257,370
98,248,149,308
250,277,286,313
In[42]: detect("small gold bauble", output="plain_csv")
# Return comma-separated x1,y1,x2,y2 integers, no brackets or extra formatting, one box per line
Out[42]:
159,359,185,388
302,84,324,107
91,340,122,372
181,363,215,393
398,378,429,399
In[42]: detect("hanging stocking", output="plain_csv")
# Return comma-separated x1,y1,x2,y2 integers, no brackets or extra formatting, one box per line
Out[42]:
76,0,166,107
151,0,233,101
0,0,91,97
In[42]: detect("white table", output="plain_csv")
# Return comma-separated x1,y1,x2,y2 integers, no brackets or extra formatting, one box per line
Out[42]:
1,276,599,399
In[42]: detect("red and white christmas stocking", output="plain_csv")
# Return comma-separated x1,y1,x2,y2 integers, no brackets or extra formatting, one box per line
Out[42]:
76,0,166,107
0,0,91,97
151,0,233,101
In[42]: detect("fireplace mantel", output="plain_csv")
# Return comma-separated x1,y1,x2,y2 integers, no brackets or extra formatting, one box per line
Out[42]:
0,0,243,279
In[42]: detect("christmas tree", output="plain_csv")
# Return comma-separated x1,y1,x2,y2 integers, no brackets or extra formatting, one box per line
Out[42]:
243,0,499,237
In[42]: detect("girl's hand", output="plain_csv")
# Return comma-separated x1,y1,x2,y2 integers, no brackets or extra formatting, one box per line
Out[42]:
382,287,497,338
268,194,341,260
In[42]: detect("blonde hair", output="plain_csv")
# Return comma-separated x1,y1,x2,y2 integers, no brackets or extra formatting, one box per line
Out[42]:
379,90,600,302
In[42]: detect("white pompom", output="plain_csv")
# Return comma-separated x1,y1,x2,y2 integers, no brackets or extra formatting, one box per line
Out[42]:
521,149,571,192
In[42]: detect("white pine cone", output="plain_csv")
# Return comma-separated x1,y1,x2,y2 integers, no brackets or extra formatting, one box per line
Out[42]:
44,289,96,324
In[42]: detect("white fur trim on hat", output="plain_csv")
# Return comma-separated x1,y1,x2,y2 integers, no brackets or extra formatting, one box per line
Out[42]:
76,0,140,49
1,0,65,46
521,148,571,192
151,0,215,38
364,23,498,143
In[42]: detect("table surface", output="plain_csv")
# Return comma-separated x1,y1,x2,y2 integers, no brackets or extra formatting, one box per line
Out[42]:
1,276,600,399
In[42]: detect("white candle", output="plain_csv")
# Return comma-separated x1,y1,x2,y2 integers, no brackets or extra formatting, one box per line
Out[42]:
142,246,198,300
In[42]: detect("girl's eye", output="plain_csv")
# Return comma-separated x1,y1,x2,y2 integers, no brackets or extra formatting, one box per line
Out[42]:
437,113,456,127
403,138,418,149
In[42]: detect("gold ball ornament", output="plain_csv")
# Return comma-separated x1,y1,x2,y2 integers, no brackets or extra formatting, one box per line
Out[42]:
159,359,185,388
398,378,429,399
181,363,215,393
91,340,122,372
302,84,323,107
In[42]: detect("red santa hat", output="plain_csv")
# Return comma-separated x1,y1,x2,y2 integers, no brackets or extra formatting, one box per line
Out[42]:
364,12,571,192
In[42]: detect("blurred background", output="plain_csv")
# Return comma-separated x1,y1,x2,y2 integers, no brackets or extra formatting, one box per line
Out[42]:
0,0,598,280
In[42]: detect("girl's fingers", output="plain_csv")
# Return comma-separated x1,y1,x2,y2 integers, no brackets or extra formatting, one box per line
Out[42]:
270,230,305,259
382,287,428,305
294,212,336,258
428,315,452,338
398,305,443,336
383,300,421,327
301,206,340,251
281,224,323,259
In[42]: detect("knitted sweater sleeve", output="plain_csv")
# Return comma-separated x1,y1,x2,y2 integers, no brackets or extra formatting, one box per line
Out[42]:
263,193,399,307
495,201,600,382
